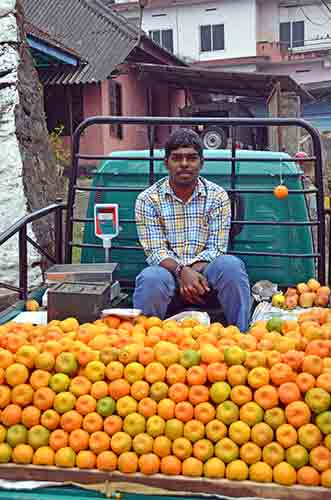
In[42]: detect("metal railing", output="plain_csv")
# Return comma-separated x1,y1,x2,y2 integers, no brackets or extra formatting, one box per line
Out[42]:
0,201,66,300
66,116,327,285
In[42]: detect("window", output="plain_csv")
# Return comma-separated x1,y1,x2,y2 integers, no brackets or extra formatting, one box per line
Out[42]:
109,80,123,139
200,24,224,52
44,84,84,135
280,21,304,49
149,29,174,53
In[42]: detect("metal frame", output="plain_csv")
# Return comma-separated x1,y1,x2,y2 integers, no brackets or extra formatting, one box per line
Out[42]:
0,202,66,300
66,116,326,285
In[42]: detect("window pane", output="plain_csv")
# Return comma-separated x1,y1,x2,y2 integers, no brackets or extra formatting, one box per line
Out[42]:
150,30,161,45
162,29,174,53
200,25,211,52
280,22,291,49
213,24,224,50
292,20,304,48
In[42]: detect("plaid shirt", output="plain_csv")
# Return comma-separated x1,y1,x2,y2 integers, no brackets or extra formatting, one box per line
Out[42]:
135,177,231,266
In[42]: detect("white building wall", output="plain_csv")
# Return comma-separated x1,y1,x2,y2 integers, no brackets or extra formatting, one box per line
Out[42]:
141,0,257,62
256,0,279,42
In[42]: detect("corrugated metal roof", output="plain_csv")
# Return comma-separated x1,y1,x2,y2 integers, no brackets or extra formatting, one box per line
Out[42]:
21,0,140,84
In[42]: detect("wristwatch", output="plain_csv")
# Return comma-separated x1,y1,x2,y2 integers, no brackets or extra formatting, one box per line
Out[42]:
174,264,184,280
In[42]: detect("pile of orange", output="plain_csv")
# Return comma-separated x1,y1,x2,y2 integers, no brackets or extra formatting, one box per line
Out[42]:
0,311,329,488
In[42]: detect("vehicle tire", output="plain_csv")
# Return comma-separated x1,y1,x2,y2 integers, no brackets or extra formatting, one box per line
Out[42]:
201,126,227,149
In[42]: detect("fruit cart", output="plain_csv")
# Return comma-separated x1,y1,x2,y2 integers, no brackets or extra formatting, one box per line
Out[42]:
0,116,329,500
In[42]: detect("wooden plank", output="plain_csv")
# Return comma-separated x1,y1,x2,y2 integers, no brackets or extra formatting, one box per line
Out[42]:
0,464,329,500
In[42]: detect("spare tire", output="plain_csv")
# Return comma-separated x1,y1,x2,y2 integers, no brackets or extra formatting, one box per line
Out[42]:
201,126,227,149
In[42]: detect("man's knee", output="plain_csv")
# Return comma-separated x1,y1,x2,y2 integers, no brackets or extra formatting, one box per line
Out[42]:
136,265,176,293
209,255,247,279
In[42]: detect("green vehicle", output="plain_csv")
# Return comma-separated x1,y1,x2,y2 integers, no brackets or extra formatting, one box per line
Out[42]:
0,116,327,499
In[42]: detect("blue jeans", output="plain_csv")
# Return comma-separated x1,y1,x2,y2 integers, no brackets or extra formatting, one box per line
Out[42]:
133,255,251,332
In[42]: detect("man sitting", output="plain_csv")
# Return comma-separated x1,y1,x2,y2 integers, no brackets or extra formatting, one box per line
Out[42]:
133,128,251,331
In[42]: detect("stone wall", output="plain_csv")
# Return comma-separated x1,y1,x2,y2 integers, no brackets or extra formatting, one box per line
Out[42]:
0,0,61,302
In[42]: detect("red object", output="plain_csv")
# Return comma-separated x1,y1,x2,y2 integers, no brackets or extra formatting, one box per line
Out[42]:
295,151,308,167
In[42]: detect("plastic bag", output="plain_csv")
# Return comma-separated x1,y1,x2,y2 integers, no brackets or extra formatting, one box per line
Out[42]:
252,280,278,303
167,310,211,327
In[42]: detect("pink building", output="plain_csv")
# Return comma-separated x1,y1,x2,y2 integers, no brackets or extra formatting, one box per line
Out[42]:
23,0,187,165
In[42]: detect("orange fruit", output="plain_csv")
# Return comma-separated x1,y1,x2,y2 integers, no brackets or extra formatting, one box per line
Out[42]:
75,395,96,415
251,422,273,448
105,361,123,381
5,363,29,386
49,429,69,451
276,424,297,449
309,446,331,472
188,385,209,405
60,410,83,433
194,402,215,424
160,455,182,475
270,363,294,386
137,398,157,418
273,461,296,486
82,412,103,433
296,372,315,393
131,380,150,401
76,449,96,469
175,401,194,423
139,452,160,475
273,185,289,199
96,450,117,471
249,462,273,483
172,437,192,460
11,383,33,408
0,385,11,409
302,355,323,377
33,446,55,465
182,457,203,477
298,424,322,450
12,443,34,464
205,420,227,443
285,401,311,428
226,459,249,480
168,383,189,403
240,442,261,465
187,366,207,386
104,415,123,436
29,370,51,390
138,347,155,367
40,409,60,431
206,362,227,383
69,376,92,397
321,469,331,488
91,381,108,400
153,435,171,458
69,429,89,453
230,385,252,406
157,399,175,420
297,466,320,486
89,431,111,454
33,387,55,411
1,404,22,426
117,451,138,473
110,431,132,455
204,457,225,478
21,406,41,428
262,442,284,466
278,382,301,405
54,446,76,468
254,385,278,409
108,379,130,400
144,362,166,384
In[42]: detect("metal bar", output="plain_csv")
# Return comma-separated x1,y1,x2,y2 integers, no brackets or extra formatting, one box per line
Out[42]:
76,154,316,162
230,126,236,253
148,126,155,186
0,202,67,247
72,217,135,224
0,282,20,293
232,221,319,226
309,123,325,282
232,251,320,258
65,124,80,263
26,236,56,264
19,226,28,300
73,185,318,195
54,201,63,264
70,242,142,250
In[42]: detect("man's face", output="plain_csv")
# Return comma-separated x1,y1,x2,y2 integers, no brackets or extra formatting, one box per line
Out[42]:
165,147,203,186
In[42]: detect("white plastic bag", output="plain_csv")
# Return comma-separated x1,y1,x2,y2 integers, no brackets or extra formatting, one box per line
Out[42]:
167,310,211,327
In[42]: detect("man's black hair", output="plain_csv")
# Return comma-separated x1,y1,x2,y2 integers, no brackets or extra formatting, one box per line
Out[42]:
164,128,203,159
